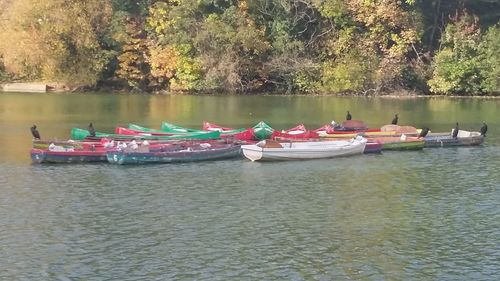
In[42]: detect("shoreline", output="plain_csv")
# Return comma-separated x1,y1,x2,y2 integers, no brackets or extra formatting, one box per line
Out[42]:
1,83,499,98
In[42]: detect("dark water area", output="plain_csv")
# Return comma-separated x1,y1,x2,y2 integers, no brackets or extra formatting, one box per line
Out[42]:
0,92,499,280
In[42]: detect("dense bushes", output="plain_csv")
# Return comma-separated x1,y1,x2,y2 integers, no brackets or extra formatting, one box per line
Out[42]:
0,0,498,94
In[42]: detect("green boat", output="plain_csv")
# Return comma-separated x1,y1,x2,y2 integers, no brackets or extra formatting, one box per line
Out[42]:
160,121,247,136
252,121,274,140
381,140,425,151
128,123,200,135
160,122,205,133
70,128,220,141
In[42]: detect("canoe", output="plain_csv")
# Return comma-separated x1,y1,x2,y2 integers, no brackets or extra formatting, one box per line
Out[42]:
272,124,320,139
202,121,255,140
252,121,274,140
115,127,196,136
160,122,205,133
202,121,246,134
368,136,425,151
313,124,333,134
71,128,220,141
31,148,107,164
106,142,242,164
241,136,367,161
424,130,484,147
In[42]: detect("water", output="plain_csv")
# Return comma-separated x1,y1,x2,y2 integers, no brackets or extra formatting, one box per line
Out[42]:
1,93,499,280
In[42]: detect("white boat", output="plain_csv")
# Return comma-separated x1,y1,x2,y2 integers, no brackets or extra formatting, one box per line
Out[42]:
241,136,367,161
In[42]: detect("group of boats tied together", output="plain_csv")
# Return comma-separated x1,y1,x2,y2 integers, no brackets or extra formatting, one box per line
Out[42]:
30,112,488,164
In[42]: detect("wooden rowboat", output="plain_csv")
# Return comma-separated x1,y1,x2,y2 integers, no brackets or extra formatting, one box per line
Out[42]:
241,137,367,161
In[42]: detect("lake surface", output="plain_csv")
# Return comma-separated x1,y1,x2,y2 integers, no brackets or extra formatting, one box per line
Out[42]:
1,92,499,280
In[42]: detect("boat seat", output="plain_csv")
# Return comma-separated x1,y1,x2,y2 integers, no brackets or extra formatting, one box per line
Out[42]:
259,140,283,148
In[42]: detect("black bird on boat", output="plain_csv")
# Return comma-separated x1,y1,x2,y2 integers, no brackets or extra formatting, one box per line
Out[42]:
30,125,41,139
88,122,96,137
418,127,430,138
480,122,488,136
346,111,352,120
452,122,459,139
391,114,398,125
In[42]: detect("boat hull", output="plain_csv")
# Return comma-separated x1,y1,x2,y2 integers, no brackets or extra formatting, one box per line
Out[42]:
241,138,367,161
364,142,383,153
381,140,425,151
31,149,107,164
424,135,484,147
106,144,241,164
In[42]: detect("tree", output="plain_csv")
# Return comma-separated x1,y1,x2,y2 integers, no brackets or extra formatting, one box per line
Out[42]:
116,19,151,90
478,25,500,94
428,13,484,95
0,0,114,88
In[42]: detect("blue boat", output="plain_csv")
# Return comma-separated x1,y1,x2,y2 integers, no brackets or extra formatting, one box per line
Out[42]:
106,142,241,164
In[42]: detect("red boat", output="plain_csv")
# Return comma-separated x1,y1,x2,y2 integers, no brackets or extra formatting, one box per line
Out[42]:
31,147,108,163
272,124,320,139
202,121,256,141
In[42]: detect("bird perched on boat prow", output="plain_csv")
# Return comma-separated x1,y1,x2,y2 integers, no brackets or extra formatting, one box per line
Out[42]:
30,125,41,139
88,122,96,137
391,114,399,125
346,111,352,120
480,122,488,136
418,127,430,138
452,122,459,139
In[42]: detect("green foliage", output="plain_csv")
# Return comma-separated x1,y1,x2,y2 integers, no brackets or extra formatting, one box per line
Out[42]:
478,25,500,94
319,52,373,93
428,15,484,95
0,0,498,94
163,44,203,91
0,0,114,87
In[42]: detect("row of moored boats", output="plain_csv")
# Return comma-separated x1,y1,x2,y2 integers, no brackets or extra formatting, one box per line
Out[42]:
30,120,487,164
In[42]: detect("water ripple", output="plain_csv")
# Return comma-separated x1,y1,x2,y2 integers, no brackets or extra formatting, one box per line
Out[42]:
0,147,499,280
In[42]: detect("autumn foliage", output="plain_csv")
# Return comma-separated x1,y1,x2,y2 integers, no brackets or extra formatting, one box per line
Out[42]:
0,0,498,95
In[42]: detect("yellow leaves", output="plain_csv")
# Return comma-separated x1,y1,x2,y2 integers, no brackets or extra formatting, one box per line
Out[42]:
0,0,113,85
149,46,178,80
238,0,248,14
147,2,179,38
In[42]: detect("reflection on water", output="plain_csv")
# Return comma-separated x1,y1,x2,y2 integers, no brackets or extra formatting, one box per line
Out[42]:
0,93,499,280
